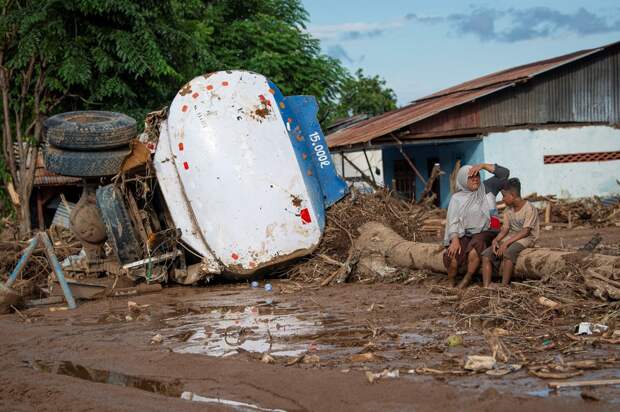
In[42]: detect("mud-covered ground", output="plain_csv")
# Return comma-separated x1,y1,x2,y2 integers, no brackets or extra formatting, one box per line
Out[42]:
0,226,618,411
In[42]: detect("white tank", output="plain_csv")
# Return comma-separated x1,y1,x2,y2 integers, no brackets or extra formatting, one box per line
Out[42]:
154,71,346,276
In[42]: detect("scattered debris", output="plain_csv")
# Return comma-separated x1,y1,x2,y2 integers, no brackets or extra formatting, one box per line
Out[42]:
575,322,608,336
548,378,620,389
365,369,400,383
530,370,584,380
537,296,561,309
350,352,379,362
284,190,435,284
302,354,320,364
446,335,463,347
150,334,163,344
579,233,603,252
261,354,275,364
464,356,496,372
485,364,522,377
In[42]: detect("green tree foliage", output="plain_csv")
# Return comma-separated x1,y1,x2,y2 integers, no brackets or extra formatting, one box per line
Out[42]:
332,68,397,121
202,0,348,122
0,0,390,229
0,0,211,231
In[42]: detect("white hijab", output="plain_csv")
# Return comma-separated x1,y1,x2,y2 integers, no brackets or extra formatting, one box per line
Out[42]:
443,165,490,245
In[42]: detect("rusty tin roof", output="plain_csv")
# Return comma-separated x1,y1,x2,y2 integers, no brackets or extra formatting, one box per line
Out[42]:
327,43,612,149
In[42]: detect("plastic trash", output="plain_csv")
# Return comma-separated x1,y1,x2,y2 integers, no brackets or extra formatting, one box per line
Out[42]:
446,335,463,347
264,283,273,292
575,322,608,335
464,355,496,371
251,281,259,288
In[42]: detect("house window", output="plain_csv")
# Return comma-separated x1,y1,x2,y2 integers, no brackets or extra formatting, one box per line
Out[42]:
393,159,416,200
544,151,620,164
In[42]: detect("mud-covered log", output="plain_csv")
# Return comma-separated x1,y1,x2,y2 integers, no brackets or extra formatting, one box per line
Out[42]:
356,222,620,280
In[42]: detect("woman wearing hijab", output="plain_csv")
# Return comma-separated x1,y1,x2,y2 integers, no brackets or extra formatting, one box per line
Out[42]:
444,163,509,288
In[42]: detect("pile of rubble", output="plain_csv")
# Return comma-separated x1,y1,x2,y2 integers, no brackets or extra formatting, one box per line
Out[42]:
284,190,436,284
550,196,620,227
416,194,620,241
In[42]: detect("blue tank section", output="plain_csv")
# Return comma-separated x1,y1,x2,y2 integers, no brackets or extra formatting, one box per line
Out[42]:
282,95,348,208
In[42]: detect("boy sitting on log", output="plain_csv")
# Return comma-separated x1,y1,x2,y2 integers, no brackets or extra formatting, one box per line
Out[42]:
481,178,539,287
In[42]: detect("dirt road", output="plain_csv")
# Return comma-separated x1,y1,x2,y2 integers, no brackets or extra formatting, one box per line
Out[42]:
1,277,618,411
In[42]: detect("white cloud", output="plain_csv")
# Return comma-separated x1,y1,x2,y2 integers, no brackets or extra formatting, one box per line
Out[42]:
308,19,406,41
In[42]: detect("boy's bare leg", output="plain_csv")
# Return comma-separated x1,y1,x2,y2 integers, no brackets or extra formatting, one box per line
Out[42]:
501,259,515,286
447,257,458,287
481,256,493,288
458,249,480,289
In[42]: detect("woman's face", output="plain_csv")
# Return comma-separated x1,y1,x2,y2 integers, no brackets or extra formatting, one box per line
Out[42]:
467,174,481,191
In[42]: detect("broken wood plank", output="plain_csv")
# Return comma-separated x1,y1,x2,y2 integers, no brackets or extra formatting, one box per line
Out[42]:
341,154,380,190
390,134,426,185
548,378,620,389
419,163,441,203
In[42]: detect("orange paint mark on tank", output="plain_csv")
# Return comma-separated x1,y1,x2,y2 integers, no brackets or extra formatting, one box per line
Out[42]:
181,105,188,112
192,92,199,98
222,81,229,86
206,85,214,91
178,142,184,151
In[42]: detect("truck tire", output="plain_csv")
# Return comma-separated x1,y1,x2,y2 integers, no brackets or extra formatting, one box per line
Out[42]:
96,184,143,264
44,145,130,177
44,111,136,150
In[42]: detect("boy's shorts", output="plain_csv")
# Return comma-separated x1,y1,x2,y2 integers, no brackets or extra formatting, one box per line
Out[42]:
481,242,526,268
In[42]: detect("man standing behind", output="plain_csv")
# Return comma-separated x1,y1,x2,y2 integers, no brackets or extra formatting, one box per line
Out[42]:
481,178,540,287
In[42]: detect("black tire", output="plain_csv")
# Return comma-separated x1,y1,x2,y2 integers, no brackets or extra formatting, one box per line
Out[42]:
96,185,143,264
44,111,136,150
44,145,130,177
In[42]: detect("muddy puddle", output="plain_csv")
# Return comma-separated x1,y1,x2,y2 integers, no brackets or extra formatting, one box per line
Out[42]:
159,297,355,358
27,360,287,411
149,285,620,403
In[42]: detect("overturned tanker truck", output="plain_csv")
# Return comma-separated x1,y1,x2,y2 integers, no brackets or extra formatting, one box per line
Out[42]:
43,71,348,286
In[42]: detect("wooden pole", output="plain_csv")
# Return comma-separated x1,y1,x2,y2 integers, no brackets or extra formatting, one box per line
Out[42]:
419,163,441,202
341,153,380,190
362,149,377,186
545,202,551,224
390,135,426,185
449,159,461,194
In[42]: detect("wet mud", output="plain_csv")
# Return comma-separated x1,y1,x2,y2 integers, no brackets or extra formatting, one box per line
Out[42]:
0,280,618,411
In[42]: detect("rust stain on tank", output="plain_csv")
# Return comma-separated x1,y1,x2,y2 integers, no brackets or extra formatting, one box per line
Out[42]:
255,107,270,118
254,98,272,119
179,83,192,96
291,195,302,207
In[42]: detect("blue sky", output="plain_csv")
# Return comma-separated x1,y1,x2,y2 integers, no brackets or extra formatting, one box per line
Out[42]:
303,0,620,105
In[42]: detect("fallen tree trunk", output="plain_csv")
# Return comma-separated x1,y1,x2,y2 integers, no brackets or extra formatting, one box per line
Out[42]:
355,222,620,281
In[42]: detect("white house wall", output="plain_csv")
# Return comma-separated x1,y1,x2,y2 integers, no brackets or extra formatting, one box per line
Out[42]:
333,149,384,186
483,126,620,199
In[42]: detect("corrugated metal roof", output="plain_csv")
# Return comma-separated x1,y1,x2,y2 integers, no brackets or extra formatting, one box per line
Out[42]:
51,200,76,228
327,42,616,149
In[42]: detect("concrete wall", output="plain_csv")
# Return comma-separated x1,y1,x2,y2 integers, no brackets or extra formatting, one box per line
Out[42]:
332,149,384,187
382,139,484,208
482,126,620,199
